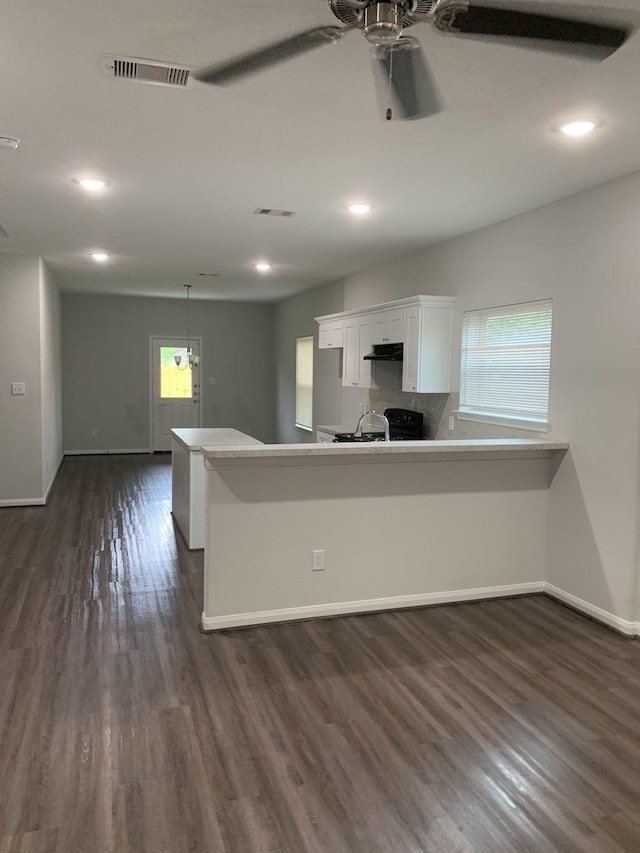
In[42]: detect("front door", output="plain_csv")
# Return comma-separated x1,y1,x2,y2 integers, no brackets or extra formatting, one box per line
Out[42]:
150,337,201,451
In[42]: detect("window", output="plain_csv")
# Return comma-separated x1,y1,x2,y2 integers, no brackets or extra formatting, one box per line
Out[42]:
160,346,192,398
458,299,552,430
295,336,314,431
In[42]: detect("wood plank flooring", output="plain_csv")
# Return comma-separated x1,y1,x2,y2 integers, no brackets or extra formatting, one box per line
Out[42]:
1,454,640,852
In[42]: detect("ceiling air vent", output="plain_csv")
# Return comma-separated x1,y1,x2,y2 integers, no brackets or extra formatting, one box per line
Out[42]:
102,54,191,88
253,208,297,217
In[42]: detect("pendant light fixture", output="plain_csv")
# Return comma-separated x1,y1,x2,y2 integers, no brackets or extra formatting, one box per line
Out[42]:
175,284,200,369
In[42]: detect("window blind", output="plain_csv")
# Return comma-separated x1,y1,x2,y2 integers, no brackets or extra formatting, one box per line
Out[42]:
459,299,552,425
295,336,314,430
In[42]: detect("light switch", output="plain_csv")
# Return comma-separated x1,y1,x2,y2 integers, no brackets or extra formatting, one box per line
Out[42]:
11,382,26,396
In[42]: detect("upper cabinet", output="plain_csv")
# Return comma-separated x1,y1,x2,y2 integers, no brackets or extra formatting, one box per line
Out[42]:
402,300,454,393
318,318,344,349
316,295,457,393
343,315,372,389
371,308,404,345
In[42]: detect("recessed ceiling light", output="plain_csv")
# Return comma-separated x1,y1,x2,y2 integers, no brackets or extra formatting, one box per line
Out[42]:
90,252,110,263
560,120,597,138
75,177,109,191
348,203,372,214
255,262,272,273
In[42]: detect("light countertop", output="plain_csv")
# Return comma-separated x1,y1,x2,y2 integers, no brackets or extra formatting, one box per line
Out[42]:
171,428,263,451
202,438,568,469
316,425,353,436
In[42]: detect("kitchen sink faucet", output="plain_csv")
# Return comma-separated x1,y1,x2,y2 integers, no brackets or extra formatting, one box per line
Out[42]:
354,410,390,441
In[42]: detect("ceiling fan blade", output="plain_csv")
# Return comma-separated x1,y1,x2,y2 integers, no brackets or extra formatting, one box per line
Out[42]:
375,37,442,120
194,26,345,84
434,3,630,59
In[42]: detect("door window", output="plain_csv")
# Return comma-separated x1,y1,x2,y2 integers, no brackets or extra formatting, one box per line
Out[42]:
160,346,192,398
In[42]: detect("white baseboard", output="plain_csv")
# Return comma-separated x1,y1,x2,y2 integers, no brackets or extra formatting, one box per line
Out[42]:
43,453,65,503
201,581,546,632
544,583,639,637
0,496,46,507
0,453,65,507
64,448,152,456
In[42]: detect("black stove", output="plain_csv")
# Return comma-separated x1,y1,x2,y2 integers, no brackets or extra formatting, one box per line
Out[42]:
333,408,425,443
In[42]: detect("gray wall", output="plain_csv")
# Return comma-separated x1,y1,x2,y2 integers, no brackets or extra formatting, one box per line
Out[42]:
0,253,62,504
0,254,43,502
274,169,640,627
62,294,275,451
274,280,345,444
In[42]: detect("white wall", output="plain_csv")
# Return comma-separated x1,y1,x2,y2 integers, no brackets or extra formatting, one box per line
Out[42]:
62,294,276,452
0,254,44,503
39,260,63,496
274,170,640,627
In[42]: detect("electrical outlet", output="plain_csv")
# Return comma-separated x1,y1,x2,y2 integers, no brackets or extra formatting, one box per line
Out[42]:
448,416,455,431
91,428,98,437
208,377,216,385
312,549,325,572
11,382,25,396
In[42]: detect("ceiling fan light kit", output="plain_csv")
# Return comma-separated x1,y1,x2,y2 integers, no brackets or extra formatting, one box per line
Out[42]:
362,2,404,44
193,0,630,121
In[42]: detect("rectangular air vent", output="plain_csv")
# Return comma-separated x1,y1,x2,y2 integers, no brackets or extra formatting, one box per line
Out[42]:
253,208,297,217
103,54,191,88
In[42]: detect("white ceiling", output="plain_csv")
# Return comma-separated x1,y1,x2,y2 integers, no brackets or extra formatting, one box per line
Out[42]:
1,0,639,302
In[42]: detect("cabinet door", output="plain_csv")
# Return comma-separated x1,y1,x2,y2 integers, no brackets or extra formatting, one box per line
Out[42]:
357,318,372,388
402,309,421,392
343,317,372,388
371,314,388,345
416,305,453,392
371,310,404,344
343,320,360,386
402,305,453,393
388,311,404,344
318,320,344,349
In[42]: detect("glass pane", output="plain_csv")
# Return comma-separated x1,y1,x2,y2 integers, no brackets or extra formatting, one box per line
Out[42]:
295,336,313,429
160,347,192,398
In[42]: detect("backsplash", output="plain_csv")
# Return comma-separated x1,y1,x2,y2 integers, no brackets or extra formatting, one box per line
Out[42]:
367,389,543,441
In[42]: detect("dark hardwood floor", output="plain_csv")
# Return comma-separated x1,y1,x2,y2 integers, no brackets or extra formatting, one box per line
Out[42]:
1,454,640,852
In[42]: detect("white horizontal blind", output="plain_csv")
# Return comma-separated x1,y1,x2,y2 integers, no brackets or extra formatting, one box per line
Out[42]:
295,336,313,430
460,300,552,424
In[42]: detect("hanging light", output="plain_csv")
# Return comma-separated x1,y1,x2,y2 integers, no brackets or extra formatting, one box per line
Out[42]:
175,284,200,369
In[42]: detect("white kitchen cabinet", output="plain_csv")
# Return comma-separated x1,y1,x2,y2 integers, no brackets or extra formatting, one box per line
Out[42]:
402,301,454,393
371,309,404,344
316,295,456,393
343,315,372,388
318,318,344,349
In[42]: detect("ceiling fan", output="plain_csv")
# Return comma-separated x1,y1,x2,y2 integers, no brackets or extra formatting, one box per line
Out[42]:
194,0,631,120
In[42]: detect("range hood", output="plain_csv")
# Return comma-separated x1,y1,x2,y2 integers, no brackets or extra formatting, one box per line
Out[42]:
363,342,403,361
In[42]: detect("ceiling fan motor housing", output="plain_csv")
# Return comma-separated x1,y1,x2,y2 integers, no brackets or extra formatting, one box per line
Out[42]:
363,2,404,44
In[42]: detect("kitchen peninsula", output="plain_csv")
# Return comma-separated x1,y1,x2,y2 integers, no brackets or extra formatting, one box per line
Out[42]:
171,427,263,549
200,438,567,631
